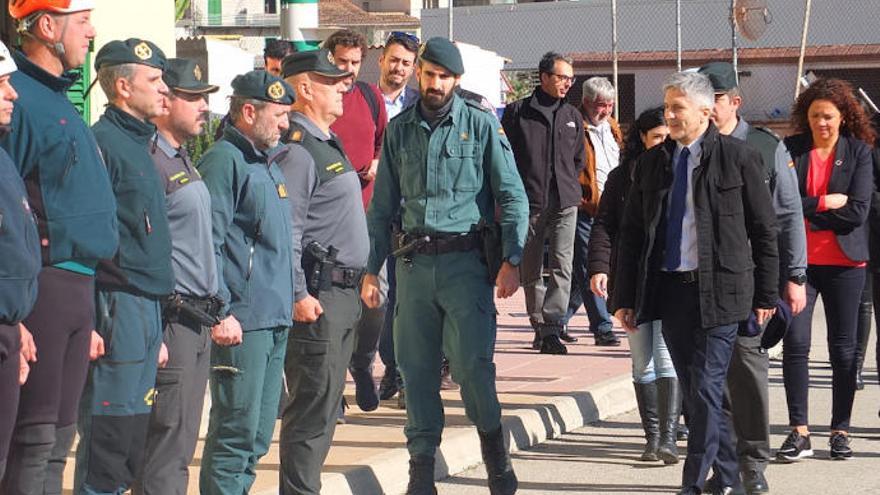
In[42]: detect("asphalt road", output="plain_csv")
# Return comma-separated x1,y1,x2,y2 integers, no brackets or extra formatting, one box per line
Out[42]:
438,307,880,495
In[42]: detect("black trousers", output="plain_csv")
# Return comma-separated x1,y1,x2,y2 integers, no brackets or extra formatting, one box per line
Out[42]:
659,275,739,493
0,323,21,478
873,272,880,386
783,265,864,431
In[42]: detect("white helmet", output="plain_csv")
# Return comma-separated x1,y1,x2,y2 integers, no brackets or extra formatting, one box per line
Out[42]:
0,41,17,77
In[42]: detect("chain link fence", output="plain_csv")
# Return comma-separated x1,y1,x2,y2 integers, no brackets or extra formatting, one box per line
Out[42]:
422,0,880,133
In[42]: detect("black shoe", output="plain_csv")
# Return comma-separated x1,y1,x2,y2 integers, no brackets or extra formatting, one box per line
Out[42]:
540,334,568,355
594,331,621,346
855,364,865,390
351,366,379,412
829,432,853,460
676,423,689,442
440,359,459,391
406,455,437,495
379,368,400,401
478,427,518,495
741,469,769,494
531,329,542,350
703,477,745,495
559,328,578,343
775,430,813,462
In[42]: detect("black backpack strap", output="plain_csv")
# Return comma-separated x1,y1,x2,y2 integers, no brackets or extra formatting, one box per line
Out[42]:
356,80,380,127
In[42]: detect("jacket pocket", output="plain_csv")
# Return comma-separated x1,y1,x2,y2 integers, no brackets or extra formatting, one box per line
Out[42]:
444,142,481,192
398,149,426,198
152,367,183,427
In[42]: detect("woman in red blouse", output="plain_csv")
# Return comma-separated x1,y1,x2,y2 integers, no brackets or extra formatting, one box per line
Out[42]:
777,78,876,463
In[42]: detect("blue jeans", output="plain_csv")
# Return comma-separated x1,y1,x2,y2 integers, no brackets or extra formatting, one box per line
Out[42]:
378,257,397,374
564,212,613,334
628,320,677,383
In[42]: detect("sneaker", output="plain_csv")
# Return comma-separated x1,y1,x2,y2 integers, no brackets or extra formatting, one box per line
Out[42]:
775,430,813,462
378,368,400,401
397,387,406,410
829,432,853,460
350,367,379,412
439,361,459,391
540,334,568,355
594,331,621,347
531,330,542,350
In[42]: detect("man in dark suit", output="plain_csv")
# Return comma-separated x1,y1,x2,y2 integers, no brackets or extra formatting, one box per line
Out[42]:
613,71,778,495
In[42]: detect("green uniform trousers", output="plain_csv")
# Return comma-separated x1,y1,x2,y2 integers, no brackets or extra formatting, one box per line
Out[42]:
75,290,163,495
394,251,501,457
280,285,361,495
199,326,288,495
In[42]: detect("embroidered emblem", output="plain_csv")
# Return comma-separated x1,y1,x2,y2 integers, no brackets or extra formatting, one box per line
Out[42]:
566,121,577,128
325,161,345,173
460,132,469,141
267,81,286,100
291,130,303,142
277,183,288,198
193,64,203,81
787,161,795,169
133,42,152,61
327,51,335,65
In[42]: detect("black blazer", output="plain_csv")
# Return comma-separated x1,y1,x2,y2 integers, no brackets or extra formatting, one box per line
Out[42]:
785,132,872,263
613,123,778,328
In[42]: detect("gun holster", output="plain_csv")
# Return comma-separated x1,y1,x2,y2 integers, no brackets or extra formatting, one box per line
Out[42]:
162,294,223,328
303,241,339,297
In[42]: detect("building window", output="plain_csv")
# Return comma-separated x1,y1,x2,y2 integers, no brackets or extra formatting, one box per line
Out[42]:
265,0,277,13
423,0,439,8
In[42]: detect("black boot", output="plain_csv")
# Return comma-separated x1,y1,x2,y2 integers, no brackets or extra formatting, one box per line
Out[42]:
43,423,76,495
656,377,680,465
677,396,690,441
855,300,872,391
478,426,518,495
634,382,660,461
1,423,56,494
406,455,437,495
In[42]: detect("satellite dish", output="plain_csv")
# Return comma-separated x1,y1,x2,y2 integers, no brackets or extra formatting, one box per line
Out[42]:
734,0,773,41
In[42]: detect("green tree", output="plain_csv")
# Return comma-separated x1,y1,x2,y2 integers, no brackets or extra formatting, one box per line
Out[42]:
175,0,191,21
505,71,535,103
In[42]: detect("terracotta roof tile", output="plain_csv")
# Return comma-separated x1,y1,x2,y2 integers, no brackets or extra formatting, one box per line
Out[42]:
320,0,419,27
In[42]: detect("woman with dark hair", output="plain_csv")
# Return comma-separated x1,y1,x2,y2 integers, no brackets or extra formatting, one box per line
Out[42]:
587,107,681,463
777,78,876,462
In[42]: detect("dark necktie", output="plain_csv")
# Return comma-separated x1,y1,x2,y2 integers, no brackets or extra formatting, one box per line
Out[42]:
664,147,691,271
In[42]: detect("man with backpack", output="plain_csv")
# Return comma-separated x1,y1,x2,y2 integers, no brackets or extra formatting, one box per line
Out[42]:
324,29,388,417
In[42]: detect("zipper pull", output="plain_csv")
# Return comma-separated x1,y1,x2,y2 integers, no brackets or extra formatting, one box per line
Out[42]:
144,209,152,235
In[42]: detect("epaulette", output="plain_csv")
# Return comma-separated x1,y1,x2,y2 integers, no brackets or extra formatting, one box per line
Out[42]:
750,125,781,142
463,97,492,114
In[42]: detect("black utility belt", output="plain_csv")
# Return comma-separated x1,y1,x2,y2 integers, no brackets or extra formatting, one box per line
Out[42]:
162,293,224,326
326,266,365,289
392,231,481,257
660,270,699,284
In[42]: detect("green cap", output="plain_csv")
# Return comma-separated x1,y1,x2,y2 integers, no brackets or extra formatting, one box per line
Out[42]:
163,58,218,94
95,38,166,70
418,37,464,76
281,48,350,79
698,61,738,93
231,70,294,105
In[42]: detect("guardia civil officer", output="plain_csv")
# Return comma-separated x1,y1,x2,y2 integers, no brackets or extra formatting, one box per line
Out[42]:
275,48,367,495
74,39,174,495
0,2,119,493
698,61,807,494
198,70,294,495
0,39,41,483
132,58,221,495
362,38,529,495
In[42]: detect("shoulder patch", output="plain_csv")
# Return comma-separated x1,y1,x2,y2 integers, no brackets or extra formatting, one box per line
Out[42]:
290,130,303,143
464,98,491,113
498,127,505,136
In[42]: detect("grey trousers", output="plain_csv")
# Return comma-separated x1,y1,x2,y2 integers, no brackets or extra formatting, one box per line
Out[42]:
133,316,211,495
520,204,578,336
723,332,771,473
350,262,388,372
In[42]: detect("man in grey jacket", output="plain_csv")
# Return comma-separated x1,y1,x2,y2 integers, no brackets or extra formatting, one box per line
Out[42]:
699,61,807,495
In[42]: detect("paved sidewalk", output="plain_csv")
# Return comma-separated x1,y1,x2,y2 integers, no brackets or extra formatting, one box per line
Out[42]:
59,290,639,494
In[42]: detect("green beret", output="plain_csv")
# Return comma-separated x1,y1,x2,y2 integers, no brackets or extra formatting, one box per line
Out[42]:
231,70,294,105
95,38,166,70
418,37,464,76
281,48,350,79
698,61,738,93
163,58,218,94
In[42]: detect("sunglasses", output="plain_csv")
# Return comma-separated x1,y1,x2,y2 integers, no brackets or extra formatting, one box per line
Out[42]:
387,31,420,46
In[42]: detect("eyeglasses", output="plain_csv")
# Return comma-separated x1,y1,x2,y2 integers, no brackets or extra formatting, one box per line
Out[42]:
387,31,420,46
549,73,575,84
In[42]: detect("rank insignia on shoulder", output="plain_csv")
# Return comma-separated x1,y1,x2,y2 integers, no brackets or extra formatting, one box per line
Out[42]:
326,161,345,173
498,127,505,135
787,161,795,169
169,171,186,183
291,130,303,142
277,183,288,198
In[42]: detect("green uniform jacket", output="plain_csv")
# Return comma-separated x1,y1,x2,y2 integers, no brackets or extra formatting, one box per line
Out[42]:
198,126,294,331
367,94,529,274
0,51,118,270
93,106,174,297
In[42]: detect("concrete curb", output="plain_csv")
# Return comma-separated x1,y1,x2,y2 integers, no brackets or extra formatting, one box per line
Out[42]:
255,374,637,495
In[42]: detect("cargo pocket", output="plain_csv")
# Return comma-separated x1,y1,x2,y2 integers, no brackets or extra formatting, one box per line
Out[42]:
444,142,480,193
286,338,330,392
152,367,183,427
210,365,246,411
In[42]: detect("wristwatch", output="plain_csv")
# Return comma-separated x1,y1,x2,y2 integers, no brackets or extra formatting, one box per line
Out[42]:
504,254,522,267
788,273,807,286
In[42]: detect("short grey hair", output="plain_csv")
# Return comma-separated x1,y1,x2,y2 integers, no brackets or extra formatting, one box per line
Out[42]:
228,97,269,125
663,71,714,111
582,77,615,102
97,63,136,102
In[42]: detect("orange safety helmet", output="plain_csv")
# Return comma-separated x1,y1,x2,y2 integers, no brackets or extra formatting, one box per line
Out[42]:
8,0,94,20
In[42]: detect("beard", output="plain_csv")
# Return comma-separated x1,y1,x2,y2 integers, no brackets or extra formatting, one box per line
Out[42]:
420,87,453,111
252,118,280,150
